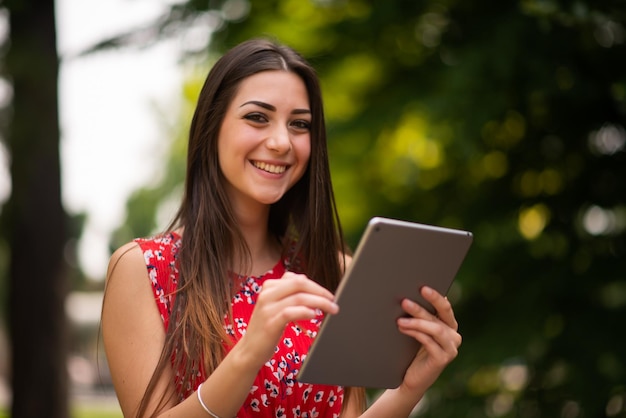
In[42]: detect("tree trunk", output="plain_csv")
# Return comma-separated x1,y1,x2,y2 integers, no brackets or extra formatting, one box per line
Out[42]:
3,0,69,417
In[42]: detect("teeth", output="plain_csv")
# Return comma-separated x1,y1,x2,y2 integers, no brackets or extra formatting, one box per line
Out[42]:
253,161,287,174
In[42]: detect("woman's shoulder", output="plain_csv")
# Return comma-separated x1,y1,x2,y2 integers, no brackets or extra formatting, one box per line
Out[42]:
107,232,182,280
106,241,145,284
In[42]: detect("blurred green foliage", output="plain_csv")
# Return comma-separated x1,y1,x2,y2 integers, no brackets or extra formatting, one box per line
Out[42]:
111,0,626,416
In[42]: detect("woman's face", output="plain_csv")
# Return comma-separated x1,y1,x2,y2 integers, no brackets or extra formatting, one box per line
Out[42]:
218,70,312,214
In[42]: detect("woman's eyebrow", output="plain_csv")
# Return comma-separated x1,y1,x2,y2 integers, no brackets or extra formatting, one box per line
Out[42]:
240,100,310,115
241,100,276,111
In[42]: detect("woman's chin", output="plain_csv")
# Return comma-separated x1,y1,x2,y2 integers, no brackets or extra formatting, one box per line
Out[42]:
252,188,290,205
257,194,284,205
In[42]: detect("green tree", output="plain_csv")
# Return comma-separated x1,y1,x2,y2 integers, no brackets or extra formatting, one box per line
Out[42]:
111,0,626,416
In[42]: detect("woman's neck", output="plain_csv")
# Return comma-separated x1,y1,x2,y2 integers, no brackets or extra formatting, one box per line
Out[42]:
233,204,281,277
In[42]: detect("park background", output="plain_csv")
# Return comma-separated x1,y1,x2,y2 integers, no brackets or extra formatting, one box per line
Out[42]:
0,0,625,417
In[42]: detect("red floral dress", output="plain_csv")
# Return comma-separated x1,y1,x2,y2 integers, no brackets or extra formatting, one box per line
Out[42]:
135,232,344,418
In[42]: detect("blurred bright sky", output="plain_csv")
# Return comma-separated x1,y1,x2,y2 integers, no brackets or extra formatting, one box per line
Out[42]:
55,0,182,279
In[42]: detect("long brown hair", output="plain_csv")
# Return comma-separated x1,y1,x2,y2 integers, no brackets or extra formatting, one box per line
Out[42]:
138,38,364,416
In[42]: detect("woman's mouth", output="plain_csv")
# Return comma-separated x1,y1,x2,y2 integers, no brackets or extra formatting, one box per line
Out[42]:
252,161,288,174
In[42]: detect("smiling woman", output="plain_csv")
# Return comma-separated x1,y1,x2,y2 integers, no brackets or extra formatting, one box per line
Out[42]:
218,71,312,209
101,38,462,418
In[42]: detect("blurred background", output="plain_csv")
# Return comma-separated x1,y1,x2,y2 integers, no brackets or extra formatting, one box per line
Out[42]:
0,0,625,417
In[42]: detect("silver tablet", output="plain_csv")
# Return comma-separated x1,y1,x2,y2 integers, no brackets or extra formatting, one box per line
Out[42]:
297,217,473,389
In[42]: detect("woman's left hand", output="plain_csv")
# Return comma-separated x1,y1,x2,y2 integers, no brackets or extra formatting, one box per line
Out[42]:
396,286,462,393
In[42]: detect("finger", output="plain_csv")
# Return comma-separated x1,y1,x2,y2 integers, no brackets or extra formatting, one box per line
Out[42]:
397,321,462,366
273,306,320,323
398,317,462,351
254,290,339,331
400,298,435,321
399,328,460,365
274,292,339,317
420,286,458,331
262,273,336,301
254,298,337,336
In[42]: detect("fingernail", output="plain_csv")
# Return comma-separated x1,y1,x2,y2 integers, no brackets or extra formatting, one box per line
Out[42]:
422,286,433,296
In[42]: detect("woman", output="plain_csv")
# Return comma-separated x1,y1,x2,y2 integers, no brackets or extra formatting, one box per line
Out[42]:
102,38,462,418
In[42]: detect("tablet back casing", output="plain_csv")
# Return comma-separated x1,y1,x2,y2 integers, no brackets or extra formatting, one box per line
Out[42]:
297,217,473,389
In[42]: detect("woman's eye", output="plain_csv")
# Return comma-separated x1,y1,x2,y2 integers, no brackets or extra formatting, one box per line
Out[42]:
244,113,267,123
291,120,311,130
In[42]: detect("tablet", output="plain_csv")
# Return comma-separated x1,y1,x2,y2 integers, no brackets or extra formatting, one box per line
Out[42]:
297,217,473,389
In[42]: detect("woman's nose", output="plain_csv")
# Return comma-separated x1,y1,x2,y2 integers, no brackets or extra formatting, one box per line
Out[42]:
265,125,291,154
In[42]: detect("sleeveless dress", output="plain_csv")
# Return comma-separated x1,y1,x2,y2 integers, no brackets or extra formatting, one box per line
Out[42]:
135,232,344,418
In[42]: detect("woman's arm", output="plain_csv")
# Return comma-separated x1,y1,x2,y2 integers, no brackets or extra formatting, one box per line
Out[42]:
102,243,179,416
103,244,260,417
102,244,339,418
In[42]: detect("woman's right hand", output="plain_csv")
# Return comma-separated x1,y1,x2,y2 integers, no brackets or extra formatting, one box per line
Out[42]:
240,272,339,367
